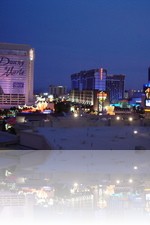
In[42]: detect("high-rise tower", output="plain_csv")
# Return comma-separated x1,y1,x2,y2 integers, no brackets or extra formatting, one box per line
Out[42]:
0,43,34,108
106,74,125,103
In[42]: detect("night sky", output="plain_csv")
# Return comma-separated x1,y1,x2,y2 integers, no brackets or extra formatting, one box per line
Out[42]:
1,0,150,92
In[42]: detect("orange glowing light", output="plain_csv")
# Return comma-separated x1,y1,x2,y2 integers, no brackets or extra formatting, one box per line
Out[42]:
97,91,107,99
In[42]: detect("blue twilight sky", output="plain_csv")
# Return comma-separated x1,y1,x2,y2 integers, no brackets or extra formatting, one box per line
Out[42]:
0,0,150,92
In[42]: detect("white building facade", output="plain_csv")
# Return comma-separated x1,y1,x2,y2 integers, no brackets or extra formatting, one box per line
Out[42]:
0,43,34,108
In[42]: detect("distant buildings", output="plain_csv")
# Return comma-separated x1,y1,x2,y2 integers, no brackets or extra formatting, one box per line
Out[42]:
70,68,107,111
124,89,144,107
0,43,34,108
123,66,150,111
49,85,67,98
70,89,98,109
70,68,125,111
106,74,125,103
71,68,107,91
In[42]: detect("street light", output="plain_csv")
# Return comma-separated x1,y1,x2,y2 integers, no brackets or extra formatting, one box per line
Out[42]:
116,180,120,184
129,179,133,183
73,182,78,188
128,117,133,121
74,113,78,118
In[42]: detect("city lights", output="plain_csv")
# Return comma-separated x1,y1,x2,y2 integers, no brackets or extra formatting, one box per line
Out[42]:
128,117,133,121
73,182,78,188
129,179,133,183
74,113,78,117
116,180,120,184
1,1,150,223
29,48,34,61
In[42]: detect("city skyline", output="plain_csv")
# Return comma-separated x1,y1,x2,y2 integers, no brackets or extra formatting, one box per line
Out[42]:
1,0,150,92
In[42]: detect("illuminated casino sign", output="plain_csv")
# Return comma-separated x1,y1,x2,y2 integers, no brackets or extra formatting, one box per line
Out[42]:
143,83,150,107
97,91,107,101
97,91,107,112
0,52,27,95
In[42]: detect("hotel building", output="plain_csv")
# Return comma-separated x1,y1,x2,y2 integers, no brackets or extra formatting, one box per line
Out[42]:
70,68,125,111
106,74,125,103
0,43,34,108
70,68,107,111
71,68,107,91
49,85,67,98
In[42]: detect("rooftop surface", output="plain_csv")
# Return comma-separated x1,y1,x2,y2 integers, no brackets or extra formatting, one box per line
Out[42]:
37,125,150,150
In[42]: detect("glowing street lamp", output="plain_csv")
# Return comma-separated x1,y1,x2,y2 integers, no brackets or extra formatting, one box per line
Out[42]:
129,179,133,183
74,182,78,188
116,180,120,184
128,117,133,121
74,113,78,118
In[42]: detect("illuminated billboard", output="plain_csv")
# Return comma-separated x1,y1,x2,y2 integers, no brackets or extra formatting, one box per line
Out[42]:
143,83,150,107
145,99,150,107
97,91,107,112
0,51,27,95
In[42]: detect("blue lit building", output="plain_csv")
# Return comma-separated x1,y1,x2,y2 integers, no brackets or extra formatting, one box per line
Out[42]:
70,68,107,111
71,68,107,91
70,69,126,111
106,74,125,103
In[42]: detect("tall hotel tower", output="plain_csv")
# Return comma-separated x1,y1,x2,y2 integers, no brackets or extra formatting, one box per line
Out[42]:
70,68,107,111
0,43,34,108
106,74,125,103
